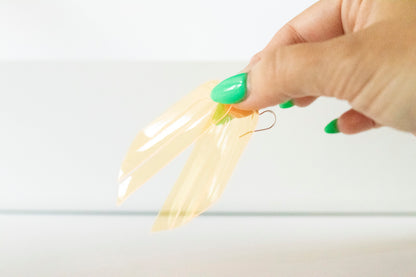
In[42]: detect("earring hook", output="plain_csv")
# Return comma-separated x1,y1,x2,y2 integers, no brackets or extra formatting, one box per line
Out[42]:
239,110,277,138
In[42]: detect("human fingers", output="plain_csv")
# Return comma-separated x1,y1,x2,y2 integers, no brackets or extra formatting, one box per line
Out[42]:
324,109,377,134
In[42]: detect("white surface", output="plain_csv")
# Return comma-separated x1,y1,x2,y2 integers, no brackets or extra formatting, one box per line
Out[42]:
0,0,315,61
1,215,416,276
1,62,416,212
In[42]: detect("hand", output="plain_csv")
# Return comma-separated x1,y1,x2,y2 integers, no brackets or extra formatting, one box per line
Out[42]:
212,0,416,135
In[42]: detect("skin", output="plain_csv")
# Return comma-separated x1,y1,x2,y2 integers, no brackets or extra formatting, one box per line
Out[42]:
235,0,416,135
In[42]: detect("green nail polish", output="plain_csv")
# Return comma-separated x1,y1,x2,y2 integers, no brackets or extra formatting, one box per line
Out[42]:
211,104,233,125
324,119,339,134
211,73,247,104
279,100,294,109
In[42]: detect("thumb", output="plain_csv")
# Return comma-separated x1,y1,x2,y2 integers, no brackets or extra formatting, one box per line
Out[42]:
211,36,357,111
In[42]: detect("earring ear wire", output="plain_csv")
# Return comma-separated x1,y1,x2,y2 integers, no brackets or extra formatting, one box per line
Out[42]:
239,110,277,138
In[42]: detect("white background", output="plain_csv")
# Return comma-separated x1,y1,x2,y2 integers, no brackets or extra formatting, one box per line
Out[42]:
0,0,415,212
1,62,416,212
0,0,315,61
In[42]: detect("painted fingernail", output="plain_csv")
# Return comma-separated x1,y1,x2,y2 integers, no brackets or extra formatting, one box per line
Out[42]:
279,100,294,109
324,119,340,134
211,73,247,104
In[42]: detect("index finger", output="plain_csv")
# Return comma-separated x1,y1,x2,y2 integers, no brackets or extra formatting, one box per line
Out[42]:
265,0,344,49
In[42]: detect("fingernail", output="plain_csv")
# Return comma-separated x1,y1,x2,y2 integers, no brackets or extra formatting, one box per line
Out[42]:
279,100,294,109
324,119,340,134
211,73,247,104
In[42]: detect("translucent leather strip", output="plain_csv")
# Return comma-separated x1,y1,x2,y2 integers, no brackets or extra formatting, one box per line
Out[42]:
117,81,228,204
152,109,259,231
